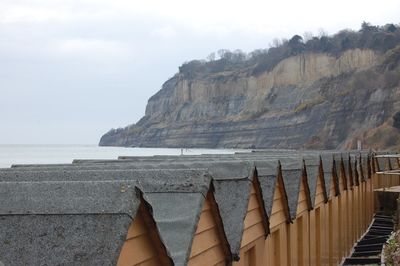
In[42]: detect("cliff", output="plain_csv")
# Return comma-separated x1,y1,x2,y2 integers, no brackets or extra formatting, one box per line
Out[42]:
100,27,400,150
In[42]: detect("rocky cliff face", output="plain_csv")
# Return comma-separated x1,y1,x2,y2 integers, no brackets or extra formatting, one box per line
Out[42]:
100,47,400,150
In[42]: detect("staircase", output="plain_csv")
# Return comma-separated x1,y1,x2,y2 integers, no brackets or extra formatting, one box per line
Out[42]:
343,214,394,265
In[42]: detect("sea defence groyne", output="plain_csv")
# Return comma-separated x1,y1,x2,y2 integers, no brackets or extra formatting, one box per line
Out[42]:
0,150,399,265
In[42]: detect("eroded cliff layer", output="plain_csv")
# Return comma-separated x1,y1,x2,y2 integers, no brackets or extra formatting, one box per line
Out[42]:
100,46,400,150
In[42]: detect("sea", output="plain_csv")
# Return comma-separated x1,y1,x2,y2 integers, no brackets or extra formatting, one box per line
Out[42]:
0,144,246,168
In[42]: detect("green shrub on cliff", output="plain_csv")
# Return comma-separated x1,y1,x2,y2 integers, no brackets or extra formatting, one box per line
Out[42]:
384,231,400,265
294,97,325,113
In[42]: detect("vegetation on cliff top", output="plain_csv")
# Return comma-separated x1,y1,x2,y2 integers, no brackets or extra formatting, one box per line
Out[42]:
179,22,400,78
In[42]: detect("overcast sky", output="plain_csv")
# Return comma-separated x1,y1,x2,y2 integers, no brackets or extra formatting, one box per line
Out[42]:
1,0,399,144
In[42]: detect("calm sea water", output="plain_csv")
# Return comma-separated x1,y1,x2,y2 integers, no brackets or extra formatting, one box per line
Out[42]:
0,145,245,168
